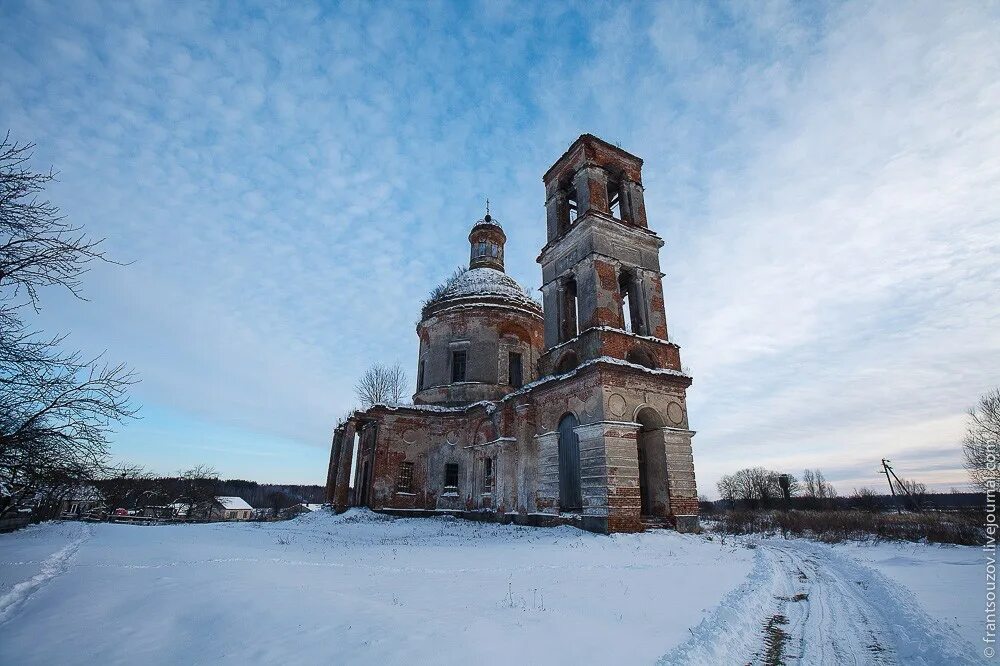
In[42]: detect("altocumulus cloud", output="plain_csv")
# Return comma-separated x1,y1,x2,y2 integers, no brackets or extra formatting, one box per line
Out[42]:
0,1,996,489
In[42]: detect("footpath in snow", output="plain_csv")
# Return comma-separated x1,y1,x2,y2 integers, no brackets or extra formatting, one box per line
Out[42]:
662,538,983,665
0,510,985,665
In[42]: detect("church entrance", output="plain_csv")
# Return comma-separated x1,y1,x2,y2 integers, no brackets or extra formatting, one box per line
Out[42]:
557,413,582,512
636,407,668,517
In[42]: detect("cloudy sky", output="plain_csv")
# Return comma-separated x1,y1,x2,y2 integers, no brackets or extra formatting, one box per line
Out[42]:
2,1,997,494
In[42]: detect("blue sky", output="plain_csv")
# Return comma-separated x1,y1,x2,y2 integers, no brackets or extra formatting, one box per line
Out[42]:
2,1,997,494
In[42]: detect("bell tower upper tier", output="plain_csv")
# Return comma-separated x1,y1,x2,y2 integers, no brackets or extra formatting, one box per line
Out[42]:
543,134,648,243
536,134,683,376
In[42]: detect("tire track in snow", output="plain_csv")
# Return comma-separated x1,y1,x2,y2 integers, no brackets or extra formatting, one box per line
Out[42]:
0,523,91,625
659,539,978,665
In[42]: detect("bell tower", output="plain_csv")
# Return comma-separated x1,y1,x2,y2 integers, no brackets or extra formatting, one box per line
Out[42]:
532,134,698,534
537,134,681,375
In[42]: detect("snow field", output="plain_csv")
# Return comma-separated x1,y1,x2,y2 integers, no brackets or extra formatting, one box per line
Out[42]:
0,510,985,665
0,510,752,665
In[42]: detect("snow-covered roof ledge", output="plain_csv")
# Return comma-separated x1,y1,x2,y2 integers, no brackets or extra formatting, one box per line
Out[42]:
354,357,689,420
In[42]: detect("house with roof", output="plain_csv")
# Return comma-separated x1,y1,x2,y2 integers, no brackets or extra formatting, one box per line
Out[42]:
209,496,253,521
58,485,105,518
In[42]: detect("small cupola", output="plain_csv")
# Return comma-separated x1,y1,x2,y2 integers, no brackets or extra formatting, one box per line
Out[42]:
468,212,506,272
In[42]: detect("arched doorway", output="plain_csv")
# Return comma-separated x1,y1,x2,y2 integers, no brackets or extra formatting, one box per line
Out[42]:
557,413,582,512
635,407,668,517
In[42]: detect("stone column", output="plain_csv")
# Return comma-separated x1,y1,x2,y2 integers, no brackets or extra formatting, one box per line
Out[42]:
325,429,344,503
333,421,358,512
575,421,642,533
545,189,567,241
662,427,699,531
533,431,560,514
573,166,609,217
621,179,647,228
574,256,598,333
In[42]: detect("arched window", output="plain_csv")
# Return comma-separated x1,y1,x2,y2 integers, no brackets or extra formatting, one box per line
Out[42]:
560,277,579,342
483,457,494,494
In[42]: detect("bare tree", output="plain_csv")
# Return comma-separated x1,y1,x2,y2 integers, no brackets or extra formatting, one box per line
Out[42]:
0,133,137,518
716,467,783,509
0,132,110,305
850,487,881,512
98,462,158,512
354,362,408,407
267,489,294,517
802,469,837,499
964,387,1000,491
174,465,219,519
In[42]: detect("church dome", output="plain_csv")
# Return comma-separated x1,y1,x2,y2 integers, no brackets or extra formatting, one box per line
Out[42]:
414,217,544,407
435,267,537,309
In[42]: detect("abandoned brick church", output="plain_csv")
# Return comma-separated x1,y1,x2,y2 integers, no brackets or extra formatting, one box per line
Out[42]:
325,135,699,533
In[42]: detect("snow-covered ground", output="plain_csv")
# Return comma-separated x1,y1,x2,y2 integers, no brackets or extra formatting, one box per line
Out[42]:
0,510,985,665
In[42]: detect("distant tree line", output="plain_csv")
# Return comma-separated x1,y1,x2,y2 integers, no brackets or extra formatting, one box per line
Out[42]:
94,464,324,516
714,466,934,512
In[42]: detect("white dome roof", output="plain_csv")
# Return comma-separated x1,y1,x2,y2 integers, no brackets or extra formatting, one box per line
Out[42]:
430,268,539,311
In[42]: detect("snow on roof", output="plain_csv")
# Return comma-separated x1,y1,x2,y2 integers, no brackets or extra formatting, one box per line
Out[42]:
429,267,539,311
215,496,252,510
365,357,690,416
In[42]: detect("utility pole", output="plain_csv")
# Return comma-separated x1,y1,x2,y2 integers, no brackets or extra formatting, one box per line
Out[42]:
882,458,924,513
882,458,902,514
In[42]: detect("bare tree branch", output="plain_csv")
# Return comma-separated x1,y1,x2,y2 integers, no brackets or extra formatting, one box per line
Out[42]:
964,387,1000,490
0,131,138,518
354,362,408,407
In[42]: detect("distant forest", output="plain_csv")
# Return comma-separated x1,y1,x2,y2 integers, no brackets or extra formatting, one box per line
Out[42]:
94,473,325,512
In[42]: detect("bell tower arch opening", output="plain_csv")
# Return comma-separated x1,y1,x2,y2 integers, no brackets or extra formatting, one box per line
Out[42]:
635,407,669,518
559,276,579,343
618,268,650,336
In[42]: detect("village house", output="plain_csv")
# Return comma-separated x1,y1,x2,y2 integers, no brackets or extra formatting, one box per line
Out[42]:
326,135,699,534
58,485,104,518
209,496,253,521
